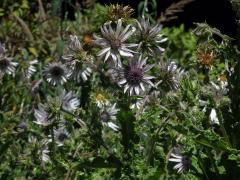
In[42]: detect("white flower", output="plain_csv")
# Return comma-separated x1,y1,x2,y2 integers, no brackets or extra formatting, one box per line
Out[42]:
34,105,52,126
43,62,70,86
94,19,138,67
117,54,154,96
60,90,80,112
53,127,69,146
100,103,119,131
169,153,191,174
210,108,220,125
156,60,185,91
136,18,167,54
26,59,38,78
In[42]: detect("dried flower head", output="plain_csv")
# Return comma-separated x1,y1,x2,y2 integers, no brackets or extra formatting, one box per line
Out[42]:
100,103,119,131
156,60,185,92
107,4,134,22
136,18,167,55
43,62,70,85
83,34,93,46
94,19,137,67
117,55,154,95
196,45,216,69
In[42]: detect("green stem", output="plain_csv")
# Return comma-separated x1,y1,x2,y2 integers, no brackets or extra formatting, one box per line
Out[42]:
216,107,232,147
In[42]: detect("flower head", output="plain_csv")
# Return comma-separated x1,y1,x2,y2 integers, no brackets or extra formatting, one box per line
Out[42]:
63,35,93,82
94,19,137,66
53,127,69,146
34,105,52,126
169,153,191,174
0,43,18,76
91,90,110,108
117,55,154,95
196,45,216,69
24,59,38,78
43,62,70,85
156,60,185,92
107,4,134,22
100,103,119,131
60,90,80,112
136,18,167,55
68,35,83,53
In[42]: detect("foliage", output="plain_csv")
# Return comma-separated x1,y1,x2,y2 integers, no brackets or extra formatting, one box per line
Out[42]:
0,1,240,179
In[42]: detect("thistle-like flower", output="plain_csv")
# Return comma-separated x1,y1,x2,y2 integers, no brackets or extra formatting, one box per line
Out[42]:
196,45,216,69
39,140,50,163
34,105,52,126
60,90,80,112
169,153,191,174
43,62,70,85
53,127,69,146
107,4,134,22
91,90,110,108
100,103,119,131
94,19,138,66
68,35,83,53
63,35,93,82
117,55,154,96
156,60,185,92
25,59,38,78
136,18,167,55
0,43,18,76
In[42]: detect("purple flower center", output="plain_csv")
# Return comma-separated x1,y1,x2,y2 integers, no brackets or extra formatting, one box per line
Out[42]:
0,59,9,71
125,65,143,85
58,133,68,142
101,112,111,122
50,66,64,78
110,39,121,50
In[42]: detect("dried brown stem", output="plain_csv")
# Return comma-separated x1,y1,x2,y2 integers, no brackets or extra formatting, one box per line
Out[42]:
159,0,195,23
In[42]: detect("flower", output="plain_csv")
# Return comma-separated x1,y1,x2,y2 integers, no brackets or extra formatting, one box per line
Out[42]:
53,127,69,146
130,97,145,109
34,105,52,126
60,90,80,112
39,140,50,163
68,35,83,53
43,62,70,85
100,103,119,131
169,153,191,174
136,18,167,55
63,35,93,82
156,60,185,92
107,4,134,22
210,81,228,103
91,89,110,108
83,34,93,46
217,74,228,89
196,45,215,69
210,108,220,125
0,43,18,76
117,55,154,96
26,59,38,78
94,19,138,67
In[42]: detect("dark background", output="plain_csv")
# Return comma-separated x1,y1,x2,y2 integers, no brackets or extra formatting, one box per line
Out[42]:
72,0,237,38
